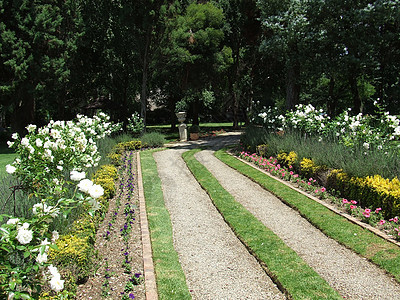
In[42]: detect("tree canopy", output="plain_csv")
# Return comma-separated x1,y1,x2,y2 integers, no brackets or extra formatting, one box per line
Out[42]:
1,0,399,133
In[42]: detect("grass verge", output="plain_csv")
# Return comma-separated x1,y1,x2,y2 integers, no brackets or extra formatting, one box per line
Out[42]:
215,149,400,283
182,149,341,299
140,149,191,300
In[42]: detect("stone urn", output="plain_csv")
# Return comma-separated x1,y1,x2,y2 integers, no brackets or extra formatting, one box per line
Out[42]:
176,112,186,124
175,112,187,141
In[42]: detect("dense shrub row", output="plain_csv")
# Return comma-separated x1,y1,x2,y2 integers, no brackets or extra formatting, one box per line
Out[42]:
272,149,400,219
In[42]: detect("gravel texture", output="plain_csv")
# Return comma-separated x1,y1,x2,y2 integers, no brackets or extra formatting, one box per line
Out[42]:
153,141,285,300
192,134,400,300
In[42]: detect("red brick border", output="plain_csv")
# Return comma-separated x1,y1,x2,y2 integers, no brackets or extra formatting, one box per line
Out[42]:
137,152,158,300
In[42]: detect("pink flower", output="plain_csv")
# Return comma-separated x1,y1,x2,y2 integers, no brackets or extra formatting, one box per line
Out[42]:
289,165,293,169
294,174,299,178
379,220,386,225
321,187,326,192
309,178,313,181
350,205,356,210
307,182,311,185
342,199,349,204
375,208,382,213
395,217,399,223
351,200,357,205
364,208,371,214
290,171,294,175
363,213,370,218
315,189,319,193
395,228,399,232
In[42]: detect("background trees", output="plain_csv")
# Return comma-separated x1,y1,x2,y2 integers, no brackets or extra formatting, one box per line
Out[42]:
1,0,399,133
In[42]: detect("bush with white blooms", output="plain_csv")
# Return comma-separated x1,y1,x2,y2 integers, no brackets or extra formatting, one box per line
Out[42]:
1,112,119,299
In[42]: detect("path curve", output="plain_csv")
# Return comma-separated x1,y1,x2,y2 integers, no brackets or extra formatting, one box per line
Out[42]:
153,144,284,300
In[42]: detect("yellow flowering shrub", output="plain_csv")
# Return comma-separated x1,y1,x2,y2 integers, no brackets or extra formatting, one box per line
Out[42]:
277,151,298,167
326,169,400,218
46,162,118,296
49,234,95,282
93,164,118,199
107,152,122,165
300,158,321,178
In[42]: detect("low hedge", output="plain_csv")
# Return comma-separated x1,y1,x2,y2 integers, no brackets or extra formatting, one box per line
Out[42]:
274,150,400,218
107,141,142,165
45,164,118,298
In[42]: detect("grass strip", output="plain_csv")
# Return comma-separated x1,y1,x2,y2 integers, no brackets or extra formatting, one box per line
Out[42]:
182,149,341,300
140,149,191,300
215,149,400,283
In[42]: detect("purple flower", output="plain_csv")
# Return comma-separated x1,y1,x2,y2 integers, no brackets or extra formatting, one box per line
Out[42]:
129,293,135,299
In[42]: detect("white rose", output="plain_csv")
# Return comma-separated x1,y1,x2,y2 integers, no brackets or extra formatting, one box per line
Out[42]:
21,138,30,147
49,275,64,292
70,170,86,181
16,227,33,244
57,165,63,171
7,141,14,147
35,138,43,147
26,124,37,133
6,218,20,225
5,164,16,174
48,265,59,278
78,179,93,193
52,231,59,242
88,184,104,199
36,252,48,264
11,133,18,139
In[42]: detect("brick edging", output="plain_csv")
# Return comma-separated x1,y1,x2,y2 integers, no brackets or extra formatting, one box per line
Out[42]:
230,152,400,248
137,152,158,300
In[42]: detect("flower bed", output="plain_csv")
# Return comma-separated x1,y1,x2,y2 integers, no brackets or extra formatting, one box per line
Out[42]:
239,150,400,241
0,113,121,299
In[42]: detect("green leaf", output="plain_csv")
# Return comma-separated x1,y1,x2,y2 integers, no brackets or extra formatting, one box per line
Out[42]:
23,251,30,258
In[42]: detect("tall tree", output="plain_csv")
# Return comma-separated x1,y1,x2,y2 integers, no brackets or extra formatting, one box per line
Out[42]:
218,0,261,128
165,1,231,125
0,0,82,132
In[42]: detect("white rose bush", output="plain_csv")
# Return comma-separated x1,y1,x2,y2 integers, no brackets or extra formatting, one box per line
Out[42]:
256,101,400,153
0,113,120,299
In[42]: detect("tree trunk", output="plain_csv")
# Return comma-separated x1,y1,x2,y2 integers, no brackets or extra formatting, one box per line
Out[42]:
327,76,337,117
232,43,240,129
349,74,361,114
140,26,152,131
285,64,300,110
11,90,35,136
192,98,200,126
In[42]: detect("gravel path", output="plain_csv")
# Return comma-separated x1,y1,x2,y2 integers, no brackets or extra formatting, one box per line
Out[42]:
153,144,285,300
192,134,400,300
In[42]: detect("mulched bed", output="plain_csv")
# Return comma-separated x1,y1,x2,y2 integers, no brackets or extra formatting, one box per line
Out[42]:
76,151,145,299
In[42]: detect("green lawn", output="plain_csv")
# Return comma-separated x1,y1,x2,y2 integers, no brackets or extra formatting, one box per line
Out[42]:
0,144,16,177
